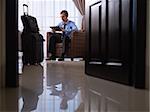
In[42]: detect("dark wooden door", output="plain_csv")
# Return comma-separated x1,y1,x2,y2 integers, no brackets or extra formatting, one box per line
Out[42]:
85,0,146,88
6,0,18,87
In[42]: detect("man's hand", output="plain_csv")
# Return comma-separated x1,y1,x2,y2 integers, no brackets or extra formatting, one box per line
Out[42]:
61,28,65,32
52,28,56,33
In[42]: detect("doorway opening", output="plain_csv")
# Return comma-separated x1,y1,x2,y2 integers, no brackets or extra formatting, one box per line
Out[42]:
18,0,84,74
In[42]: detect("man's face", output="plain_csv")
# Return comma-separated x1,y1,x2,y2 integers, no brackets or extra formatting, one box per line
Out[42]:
60,13,68,22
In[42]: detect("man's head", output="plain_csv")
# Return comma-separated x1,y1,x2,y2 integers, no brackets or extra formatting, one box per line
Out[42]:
60,10,68,22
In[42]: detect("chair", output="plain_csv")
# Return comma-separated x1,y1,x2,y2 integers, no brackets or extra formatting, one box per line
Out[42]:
67,31,86,58
47,31,86,58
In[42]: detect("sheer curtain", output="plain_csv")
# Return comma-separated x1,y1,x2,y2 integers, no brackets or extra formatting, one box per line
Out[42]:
18,0,82,58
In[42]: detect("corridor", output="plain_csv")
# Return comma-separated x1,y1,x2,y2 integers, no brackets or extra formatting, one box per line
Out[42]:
0,60,149,112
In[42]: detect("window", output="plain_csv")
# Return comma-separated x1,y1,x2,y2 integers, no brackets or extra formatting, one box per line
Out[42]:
18,0,82,58
18,0,82,35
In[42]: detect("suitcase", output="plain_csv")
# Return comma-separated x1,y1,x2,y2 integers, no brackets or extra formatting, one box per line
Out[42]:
21,4,44,65
22,32,44,65
35,34,44,63
21,15,39,33
21,4,39,33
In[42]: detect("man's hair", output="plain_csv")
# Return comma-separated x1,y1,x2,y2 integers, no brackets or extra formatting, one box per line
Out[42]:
60,10,68,17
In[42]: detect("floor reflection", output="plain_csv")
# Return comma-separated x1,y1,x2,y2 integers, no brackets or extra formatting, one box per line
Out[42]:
19,65,43,112
84,75,149,112
18,61,85,112
46,61,85,112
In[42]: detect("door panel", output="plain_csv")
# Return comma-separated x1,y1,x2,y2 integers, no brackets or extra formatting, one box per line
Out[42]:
108,0,120,61
85,0,131,85
90,2,102,60
85,0,146,88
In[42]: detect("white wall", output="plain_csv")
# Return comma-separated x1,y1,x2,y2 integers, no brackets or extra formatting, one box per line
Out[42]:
0,0,6,88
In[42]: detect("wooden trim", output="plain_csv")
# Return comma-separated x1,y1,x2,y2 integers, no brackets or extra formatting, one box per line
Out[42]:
132,0,146,88
0,0,6,88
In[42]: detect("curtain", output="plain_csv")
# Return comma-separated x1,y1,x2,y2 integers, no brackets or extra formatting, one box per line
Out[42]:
72,0,85,31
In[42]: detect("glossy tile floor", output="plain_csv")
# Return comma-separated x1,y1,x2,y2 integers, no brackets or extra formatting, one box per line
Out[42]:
0,59,149,112
19,60,85,112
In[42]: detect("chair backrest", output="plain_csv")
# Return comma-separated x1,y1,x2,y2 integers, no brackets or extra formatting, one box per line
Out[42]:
68,31,86,57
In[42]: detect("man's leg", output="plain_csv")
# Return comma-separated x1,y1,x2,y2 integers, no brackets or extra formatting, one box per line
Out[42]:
48,34,62,60
64,37,71,55
58,36,70,61
61,36,66,58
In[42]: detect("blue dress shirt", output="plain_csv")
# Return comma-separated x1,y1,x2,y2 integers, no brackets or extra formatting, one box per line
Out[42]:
57,20,78,39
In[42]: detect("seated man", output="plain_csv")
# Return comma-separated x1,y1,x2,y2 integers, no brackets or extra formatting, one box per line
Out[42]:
48,10,78,61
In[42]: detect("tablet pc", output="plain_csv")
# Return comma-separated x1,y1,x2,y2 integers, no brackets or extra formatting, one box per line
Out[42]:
50,26,62,31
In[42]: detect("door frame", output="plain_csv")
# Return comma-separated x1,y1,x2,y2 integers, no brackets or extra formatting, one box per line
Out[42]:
5,0,18,87
0,0,6,87
4,0,146,88
131,0,146,88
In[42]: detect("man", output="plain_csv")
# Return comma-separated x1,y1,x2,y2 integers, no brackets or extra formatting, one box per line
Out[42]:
48,10,78,61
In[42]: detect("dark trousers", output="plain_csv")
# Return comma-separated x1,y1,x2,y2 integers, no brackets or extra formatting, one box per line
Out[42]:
49,33,71,57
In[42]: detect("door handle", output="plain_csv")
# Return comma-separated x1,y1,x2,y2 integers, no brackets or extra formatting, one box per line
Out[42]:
89,61,102,65
105,62,122,66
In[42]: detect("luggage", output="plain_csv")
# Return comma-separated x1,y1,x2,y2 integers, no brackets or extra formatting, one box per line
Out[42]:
21,4,39,33
21,15,39,33
21,4,44,65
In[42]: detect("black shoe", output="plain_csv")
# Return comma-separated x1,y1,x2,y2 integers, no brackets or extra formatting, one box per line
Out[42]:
58,57,64,61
